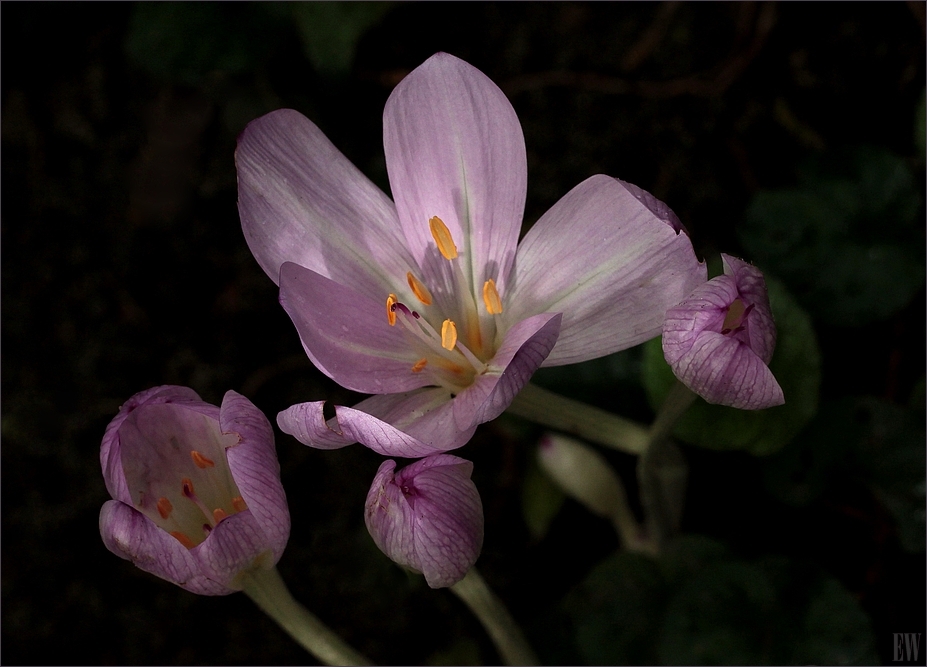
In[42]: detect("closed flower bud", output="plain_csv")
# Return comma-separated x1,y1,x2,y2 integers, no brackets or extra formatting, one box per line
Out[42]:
99,386,290,595
662,254,784,410
364,455,483,589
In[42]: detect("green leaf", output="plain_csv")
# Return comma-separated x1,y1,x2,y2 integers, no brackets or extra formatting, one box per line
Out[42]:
564,551,666,665
642,276,821,456
292,3,393,76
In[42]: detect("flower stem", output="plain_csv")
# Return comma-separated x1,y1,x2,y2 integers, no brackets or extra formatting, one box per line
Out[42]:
239,566,373,666
450,568,539,666
506,383,650,455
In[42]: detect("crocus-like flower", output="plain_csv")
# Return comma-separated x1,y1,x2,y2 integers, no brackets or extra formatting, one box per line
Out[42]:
662,254,784,410
237,52,706,457
365,454,483,588
99,385,290,595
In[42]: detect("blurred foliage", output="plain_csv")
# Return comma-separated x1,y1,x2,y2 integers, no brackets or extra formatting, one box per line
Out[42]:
739,145,925,327
292,3,394,76
642,276,822,456
566,536,879,665
520,454,567,542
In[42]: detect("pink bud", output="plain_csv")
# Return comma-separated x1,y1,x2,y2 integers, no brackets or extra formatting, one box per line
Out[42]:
662,254,784,410
364,455,483,588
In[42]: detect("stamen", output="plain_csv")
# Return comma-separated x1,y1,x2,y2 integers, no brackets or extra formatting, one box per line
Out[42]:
721,298,747,335
429,216,458,260
482,279,503,314
170,531,196,549
181,478,196,499
441,319,458,350
386,294,398,326
190,450,214,469
232,496,248,512
156,497,173,519
411,358,428,373
213,508,228,523
407,272,433,305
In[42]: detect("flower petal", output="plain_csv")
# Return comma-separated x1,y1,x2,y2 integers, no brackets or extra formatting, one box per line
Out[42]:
99,500,232,596
506,175,706,366
670,332,784,410
400,457,483,589
662,274,739,367
279,262,432,394
722,254,777,364
364,460,418,571
191,510,278,591
453,312,562,428
277,391,469,457
101,386,203,504
383,52,527,297
237,108,415,300
220,391,290,562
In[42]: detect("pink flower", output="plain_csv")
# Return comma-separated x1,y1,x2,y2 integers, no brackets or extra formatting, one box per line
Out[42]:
237,52,705,456
99,386,290,595
662,254,784,410
364,455,483,588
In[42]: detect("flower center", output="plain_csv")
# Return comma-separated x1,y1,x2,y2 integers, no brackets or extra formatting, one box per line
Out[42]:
721,298,755,335
385,216,503,392
124,406,249,549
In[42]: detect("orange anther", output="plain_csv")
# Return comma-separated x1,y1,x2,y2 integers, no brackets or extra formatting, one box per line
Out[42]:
411,358,429,373
429,216,458,260
406,272,433,305
441,319,458,351
386,294,398,326
170,531,196,549
212,508,228,523
482,278,503,314
156,497,173,519
232,496,248,512
190,450,215,469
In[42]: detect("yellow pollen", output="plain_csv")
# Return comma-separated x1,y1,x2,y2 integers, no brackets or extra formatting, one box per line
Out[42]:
441,319,458,350
386,293,398,326
406,272,433,305
190,450,214,469
429,216,458,260
156,497,173,519
170,531,196,549
411,358,428,373
232,496,248,512
722,298,746,332
482,278,503,314
212,508,228,523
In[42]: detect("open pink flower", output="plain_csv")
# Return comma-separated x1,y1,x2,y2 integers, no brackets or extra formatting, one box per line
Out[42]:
662,254,784,410
237,52,705,457
99,386,290,595
365,455,483,588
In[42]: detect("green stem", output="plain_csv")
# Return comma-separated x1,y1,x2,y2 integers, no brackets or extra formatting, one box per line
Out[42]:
239,567,373,666
450,568,539,666
507,383,650,455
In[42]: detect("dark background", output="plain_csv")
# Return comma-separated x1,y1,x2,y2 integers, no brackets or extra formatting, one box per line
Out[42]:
2,2,924,665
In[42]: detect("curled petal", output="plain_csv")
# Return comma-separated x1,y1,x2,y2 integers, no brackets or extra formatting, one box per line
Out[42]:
365,455,484,588
191,510,277,590
662,274,740,366
384,52,527,297
721,254,777,364
237,108,414,300
506,175,706,365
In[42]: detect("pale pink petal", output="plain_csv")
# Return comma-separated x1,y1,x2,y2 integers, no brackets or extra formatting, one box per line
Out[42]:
100,500,233,596
276,400,356,450
671,332,784,410
220,391,290,562
721,254,777,364
237,108,415,300
662,275,739,367
279,262,432,394
383,52,527,298
191,510,279,590
506,175,706,366
452,312,562,428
